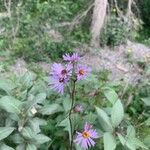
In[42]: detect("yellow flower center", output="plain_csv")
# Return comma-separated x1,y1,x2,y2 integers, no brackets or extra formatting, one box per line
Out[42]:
79,69,85,75
82,131,90,138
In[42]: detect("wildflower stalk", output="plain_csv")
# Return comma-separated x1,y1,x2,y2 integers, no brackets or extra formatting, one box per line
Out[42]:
49,53,91,149
69,63,76,150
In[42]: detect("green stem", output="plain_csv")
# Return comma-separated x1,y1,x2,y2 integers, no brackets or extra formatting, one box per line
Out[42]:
69,80,76,150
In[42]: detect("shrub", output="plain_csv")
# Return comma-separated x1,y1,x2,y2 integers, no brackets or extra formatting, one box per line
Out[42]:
0,72,61,149
0,0,90,62
100,15,129,46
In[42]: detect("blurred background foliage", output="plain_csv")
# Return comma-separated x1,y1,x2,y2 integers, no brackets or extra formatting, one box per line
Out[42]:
0,0,149,62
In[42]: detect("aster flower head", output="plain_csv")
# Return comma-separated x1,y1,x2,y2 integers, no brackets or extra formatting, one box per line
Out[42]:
51,63,72,78
74,122,99,149
63,53,80,63
49,63,72,94
50,76,68,94
76,65,91,81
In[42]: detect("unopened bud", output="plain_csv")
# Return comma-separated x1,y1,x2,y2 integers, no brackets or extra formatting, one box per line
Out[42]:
74,105,83,113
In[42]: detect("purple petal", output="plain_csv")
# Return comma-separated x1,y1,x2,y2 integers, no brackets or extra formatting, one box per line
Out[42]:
63,53,80,63
87,137,95,146
76,65,91,81
88,129,99,138
81,139,88,149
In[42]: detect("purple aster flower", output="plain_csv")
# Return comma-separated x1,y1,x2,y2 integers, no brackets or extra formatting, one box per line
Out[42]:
49,63,72,94
51,63,72,78
76,65,91,81
50,76,68,94
63,53,80,63
74,122,99,149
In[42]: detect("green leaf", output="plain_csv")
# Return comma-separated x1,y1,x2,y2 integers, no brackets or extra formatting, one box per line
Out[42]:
34,93,46,104
0,127,15,141
16,144,26,150
117,133,126,145
19,72,36,88
29,118,47,134
96,107,113,132
11,133,24,144
39,104,63,115
26,144,37,150
21,127,35,140
58,117,71,143
127,125,136,138
104,88,118,104
63,96,71,112
117,133,136,150
0,143,15,150
0,96,21,114
0,78,15,94
145,118,150,126
34,134,50,145
84,112,97,123
23,93,46,111
141,97,150,106
111,100,124,127
21,127,50,145
104,132,116,150
144,135,150,148
132,138,148,149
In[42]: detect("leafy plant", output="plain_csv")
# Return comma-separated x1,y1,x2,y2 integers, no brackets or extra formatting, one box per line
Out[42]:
0,72,63,149
0,52,149,149
101,15,130,46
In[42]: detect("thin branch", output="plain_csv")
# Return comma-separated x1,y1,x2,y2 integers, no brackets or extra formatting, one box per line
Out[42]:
126,0,133,17
113,0,124,18
4,0,11,18
54,2,94,31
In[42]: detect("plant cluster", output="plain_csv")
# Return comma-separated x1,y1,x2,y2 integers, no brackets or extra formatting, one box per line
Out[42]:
0,53,149,150
0,0,89,62
0,72,55,149
101,14,130,46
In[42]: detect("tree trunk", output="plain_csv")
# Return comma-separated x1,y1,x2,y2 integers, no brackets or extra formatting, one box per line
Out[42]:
126,0,133,16
90,0,107,47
